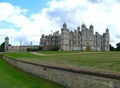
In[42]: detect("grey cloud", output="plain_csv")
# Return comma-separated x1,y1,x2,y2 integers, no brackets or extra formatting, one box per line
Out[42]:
116,34,120,38
46,3,87,23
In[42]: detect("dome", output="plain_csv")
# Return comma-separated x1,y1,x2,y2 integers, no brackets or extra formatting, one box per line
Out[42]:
90,24,94,29
63,22,67,28
81,23,86,28
106,28,109,33
106,28,109,31
5,36,9,40
77,26,80,29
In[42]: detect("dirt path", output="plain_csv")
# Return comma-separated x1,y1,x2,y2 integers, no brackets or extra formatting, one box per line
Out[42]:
30,52,46,56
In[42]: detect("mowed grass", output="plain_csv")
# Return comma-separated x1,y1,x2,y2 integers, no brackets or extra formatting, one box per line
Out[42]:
0,58,66,88
5,51,120,72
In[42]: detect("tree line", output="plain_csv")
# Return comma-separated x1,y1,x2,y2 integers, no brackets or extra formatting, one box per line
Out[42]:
110,42,120,51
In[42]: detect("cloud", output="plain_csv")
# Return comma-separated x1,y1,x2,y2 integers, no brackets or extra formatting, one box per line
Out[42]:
0,3,28,21
0,0,120,47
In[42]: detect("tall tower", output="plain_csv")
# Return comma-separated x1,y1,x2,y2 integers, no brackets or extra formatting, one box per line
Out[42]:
89,24,94,33
101,28,110,51
81,23,86,50
4,36,9,52
61,23,69,50
89,24,94,50
106,28,110,51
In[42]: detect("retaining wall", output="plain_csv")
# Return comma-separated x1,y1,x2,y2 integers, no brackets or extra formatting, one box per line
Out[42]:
3,56,120,88
0,54,3,58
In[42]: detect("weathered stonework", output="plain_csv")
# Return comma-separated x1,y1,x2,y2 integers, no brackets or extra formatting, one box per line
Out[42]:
40,23,110,51
3,56,120,88
4,36,39,52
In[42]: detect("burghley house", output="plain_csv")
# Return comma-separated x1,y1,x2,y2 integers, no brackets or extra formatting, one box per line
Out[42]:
40,23,110,51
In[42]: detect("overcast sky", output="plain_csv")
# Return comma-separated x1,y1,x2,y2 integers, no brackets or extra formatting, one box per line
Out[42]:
0,0,120,47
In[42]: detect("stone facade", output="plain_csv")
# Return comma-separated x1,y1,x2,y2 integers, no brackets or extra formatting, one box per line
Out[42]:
40,23,110,51
4,36,39,52
40,31,61,51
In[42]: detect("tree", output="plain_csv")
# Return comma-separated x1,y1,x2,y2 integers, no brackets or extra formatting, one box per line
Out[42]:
0,42,11,52
86,45,91,51
26,47,43,52
0,42,5,52
50,46,60,51
38,46,43,51
116,42,120,51
110,44,115,51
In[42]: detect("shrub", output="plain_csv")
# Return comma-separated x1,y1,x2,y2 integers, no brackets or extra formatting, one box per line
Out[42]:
50,46,60,51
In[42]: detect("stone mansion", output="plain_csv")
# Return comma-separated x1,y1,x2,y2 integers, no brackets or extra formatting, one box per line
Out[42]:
40,23,110,51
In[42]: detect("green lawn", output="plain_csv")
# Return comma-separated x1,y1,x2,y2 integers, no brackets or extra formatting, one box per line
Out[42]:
5,51,120,72
0,58,66,88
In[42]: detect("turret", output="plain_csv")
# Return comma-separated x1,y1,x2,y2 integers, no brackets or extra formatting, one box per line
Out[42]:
61,22,70,51
106,28,109,34
20,41,22,46
106,28,110,51
81,23,86,28
41,34,45,38
89,24,94,32
77,26,80,32
5,36,9,44
63,22,67,29
81,23,86,31
4,36,9,52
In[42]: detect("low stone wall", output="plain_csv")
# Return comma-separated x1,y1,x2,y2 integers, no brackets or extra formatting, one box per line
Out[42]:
3,56,120,88
0,54,3,58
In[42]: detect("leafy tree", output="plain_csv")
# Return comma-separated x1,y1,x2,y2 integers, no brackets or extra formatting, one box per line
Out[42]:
27,47,43,52
116,42,120,51
0,42,11,52
0,42,5,52
26,48,39,52
50,46,60,51
38,46,43,51
110,44,115,51
86,45,91,51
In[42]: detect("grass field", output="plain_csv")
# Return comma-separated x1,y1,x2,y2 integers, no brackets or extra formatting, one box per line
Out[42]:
5,51,120,72
0,58,66,88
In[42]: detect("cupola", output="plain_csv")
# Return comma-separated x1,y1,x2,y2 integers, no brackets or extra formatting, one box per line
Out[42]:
81,23,86,28
63,22,67,28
